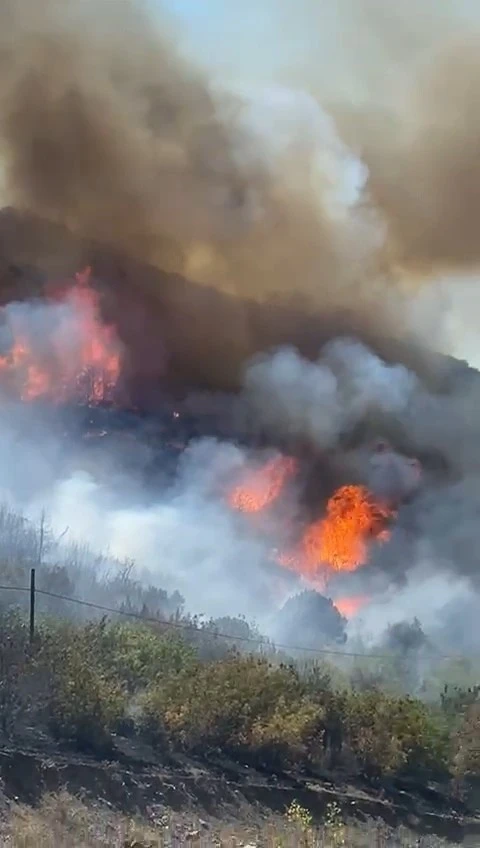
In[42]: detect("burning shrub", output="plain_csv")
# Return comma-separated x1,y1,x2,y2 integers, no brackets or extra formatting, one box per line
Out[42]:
0,267,122,405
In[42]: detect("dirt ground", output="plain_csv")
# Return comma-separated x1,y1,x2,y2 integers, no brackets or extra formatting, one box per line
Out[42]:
0,741,478,846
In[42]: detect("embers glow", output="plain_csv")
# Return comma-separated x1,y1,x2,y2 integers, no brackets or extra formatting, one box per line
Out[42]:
0,267,121,404
228,456,297,514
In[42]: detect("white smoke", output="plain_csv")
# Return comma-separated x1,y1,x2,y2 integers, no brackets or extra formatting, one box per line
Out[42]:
227,84,368,217
0,417,289,620
244,337,418,449
39,440,280,617
0,295,478,656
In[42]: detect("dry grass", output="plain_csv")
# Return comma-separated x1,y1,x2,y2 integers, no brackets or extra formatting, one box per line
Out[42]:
0,791,460,847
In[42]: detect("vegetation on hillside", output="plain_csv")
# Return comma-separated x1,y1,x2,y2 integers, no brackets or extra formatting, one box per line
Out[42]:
0,499,478,833
0,607,477,808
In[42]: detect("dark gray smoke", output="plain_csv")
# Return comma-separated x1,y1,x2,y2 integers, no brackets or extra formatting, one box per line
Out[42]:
241,337,480,631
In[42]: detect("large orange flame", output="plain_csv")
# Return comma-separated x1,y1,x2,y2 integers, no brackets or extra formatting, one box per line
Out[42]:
277,485,393,620
0,267,121,404
302,484,393,576
271,484,393,582
229,463,394,618
228,456,297,514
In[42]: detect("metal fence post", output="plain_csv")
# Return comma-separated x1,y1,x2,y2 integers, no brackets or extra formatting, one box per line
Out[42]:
29,568,36,644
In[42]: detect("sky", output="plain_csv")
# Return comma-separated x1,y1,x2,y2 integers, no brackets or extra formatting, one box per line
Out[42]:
160,0,480,96
161,0,270,67
159,0,346,92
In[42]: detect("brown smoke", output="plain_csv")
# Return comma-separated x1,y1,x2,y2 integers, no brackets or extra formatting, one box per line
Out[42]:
348,35,480,272
0,0,343,291
0,0,243,265
274,1,480,276
0,0,475,391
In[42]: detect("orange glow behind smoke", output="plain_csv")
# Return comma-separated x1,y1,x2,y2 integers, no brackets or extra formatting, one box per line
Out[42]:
228,456,297,513
0,267,121,404
335,595,370,619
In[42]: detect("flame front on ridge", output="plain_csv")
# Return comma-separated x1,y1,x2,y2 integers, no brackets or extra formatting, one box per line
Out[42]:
0,267,121,405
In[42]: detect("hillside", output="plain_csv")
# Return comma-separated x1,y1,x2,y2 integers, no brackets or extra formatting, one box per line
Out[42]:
0,207,471,403
0,607,478,845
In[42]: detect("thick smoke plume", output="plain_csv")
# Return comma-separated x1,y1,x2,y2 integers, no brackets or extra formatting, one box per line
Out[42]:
1,0,480,662
336,33,480,272
0,0,346,287
0,293,478,657
244,339,418,451
0,0,470,392
243,338,480,613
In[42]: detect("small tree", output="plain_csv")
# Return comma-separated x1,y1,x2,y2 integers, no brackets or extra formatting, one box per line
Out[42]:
40,621,126,754
452,702,480,804
274,590,347,650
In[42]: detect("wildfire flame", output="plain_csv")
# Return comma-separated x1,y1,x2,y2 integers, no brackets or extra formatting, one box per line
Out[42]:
229,460,394,618
268,484,393,582
0,267,121,404
228,456,297,514
301,485,393,576
277,485,393,619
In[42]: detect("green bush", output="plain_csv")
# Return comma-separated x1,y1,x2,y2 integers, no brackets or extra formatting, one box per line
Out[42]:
141,654,321,767
90,621,197,692
452,702,480,785
39,621,126,753
344,691,449,779
249,695,322,768
0,610,468,789
0,609,33,738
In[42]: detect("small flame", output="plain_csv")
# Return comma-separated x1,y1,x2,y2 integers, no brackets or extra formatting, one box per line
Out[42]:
229,456,297,514
0,267,121,405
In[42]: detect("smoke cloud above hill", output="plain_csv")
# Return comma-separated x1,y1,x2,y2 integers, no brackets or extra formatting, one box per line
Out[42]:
2,0,480,383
